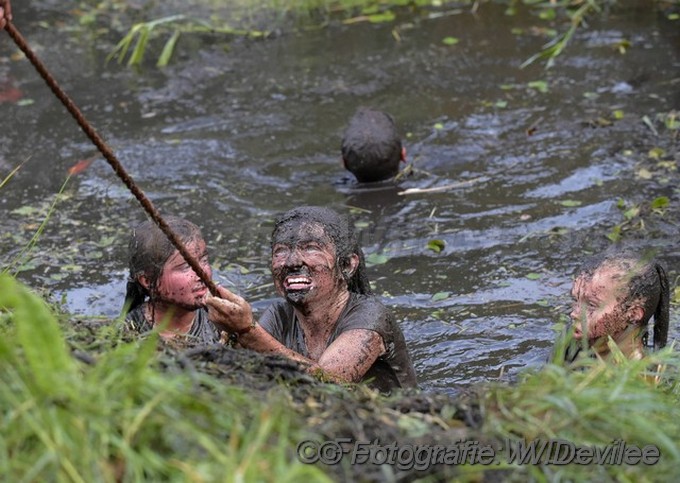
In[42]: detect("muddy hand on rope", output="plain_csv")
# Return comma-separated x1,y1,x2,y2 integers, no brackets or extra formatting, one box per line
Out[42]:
2,18,224,298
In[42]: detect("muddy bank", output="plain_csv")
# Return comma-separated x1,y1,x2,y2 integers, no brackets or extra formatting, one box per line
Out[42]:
185,345,486,481
67,316,493,481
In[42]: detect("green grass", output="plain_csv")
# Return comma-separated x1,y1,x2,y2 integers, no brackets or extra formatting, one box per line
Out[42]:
0,273,329,481
2,272,679,480
482,347,680,480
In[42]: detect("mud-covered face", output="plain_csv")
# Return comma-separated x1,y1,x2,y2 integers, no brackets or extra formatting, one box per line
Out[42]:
569,267,634,342
271,222,345,306
151,239,211,310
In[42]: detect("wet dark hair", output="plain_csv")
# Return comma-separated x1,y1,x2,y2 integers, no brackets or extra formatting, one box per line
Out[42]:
576,249,669,350
271,206,372,295
341,107,402,183
123,216,204,314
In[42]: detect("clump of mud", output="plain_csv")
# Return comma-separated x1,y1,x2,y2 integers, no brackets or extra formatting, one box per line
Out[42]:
180,344,490,481
186,346,494,481
65,319,492,481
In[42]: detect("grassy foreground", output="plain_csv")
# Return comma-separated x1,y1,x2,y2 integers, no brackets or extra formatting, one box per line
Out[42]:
0,274,328,482
1,272,679,481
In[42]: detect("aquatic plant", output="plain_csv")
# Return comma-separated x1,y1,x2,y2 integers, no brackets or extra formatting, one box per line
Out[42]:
102,0,669,67
108,14,270,67
520,0,605,69
106,0,439,66
2,170,72,277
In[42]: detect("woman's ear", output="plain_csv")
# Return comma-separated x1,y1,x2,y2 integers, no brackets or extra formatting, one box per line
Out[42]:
344,254,360,277
627,305,645,325
138,275,151,291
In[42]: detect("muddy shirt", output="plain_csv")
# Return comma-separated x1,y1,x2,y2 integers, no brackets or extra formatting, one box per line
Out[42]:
259,292,418,393
125,305,222,345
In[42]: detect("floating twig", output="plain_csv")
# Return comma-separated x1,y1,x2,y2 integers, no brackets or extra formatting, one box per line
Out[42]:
398,176,487,196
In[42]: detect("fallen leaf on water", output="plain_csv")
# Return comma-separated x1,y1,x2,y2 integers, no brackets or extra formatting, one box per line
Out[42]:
650,196,669,210
68,156,96,175
365,253,389,266
636,168,653,180
648,147,665,160
427,239,446,253
0,86,23,103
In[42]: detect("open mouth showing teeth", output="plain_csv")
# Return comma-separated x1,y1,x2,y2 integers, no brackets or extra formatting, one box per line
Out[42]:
285,276,312,291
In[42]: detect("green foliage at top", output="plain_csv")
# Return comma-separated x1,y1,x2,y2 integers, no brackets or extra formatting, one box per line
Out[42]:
520,0,604,69
108,14,270,67
0,273,328,481
76,0,680,67
106,0,441,66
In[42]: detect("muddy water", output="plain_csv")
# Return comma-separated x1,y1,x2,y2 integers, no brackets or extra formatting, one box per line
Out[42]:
1,1,678,393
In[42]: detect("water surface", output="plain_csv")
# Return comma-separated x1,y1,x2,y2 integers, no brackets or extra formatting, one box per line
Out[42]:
1,1,678,393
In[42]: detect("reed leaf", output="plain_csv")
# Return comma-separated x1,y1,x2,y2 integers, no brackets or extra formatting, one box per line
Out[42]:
157,30,181,67
0,274,76,396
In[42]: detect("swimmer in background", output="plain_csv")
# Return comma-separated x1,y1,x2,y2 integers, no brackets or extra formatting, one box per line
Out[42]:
341,107,407,183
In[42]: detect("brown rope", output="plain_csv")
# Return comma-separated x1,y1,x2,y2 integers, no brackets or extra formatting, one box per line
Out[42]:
3,20,221,297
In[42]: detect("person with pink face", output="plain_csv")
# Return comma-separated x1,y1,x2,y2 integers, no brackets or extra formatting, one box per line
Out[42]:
0,0,12,30
123,216,223,344
566,250,670,362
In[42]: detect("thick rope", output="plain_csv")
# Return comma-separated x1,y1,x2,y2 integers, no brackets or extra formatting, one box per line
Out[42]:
3,20,220,297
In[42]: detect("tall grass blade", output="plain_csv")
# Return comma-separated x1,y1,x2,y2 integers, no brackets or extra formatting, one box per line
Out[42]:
157,30,181,67
0,157,29,190
0,274,75,396
4,175,71,276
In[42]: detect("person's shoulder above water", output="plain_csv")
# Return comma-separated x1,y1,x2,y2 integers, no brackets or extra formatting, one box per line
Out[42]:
332,292,417,391
338,292,395,336
123,305,222,345
123,303,154,334
341,106,407,184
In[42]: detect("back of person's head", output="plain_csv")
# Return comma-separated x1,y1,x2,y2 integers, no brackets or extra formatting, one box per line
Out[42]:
271,206,372,295
124,216,203,313
576,249,669,350
341,107,403,183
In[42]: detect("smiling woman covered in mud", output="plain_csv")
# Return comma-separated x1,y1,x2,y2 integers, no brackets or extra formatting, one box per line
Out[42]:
206,206,417,392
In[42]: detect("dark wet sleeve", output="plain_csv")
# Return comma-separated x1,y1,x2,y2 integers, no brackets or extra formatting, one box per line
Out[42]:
258,301,286,343
337,296,395,348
